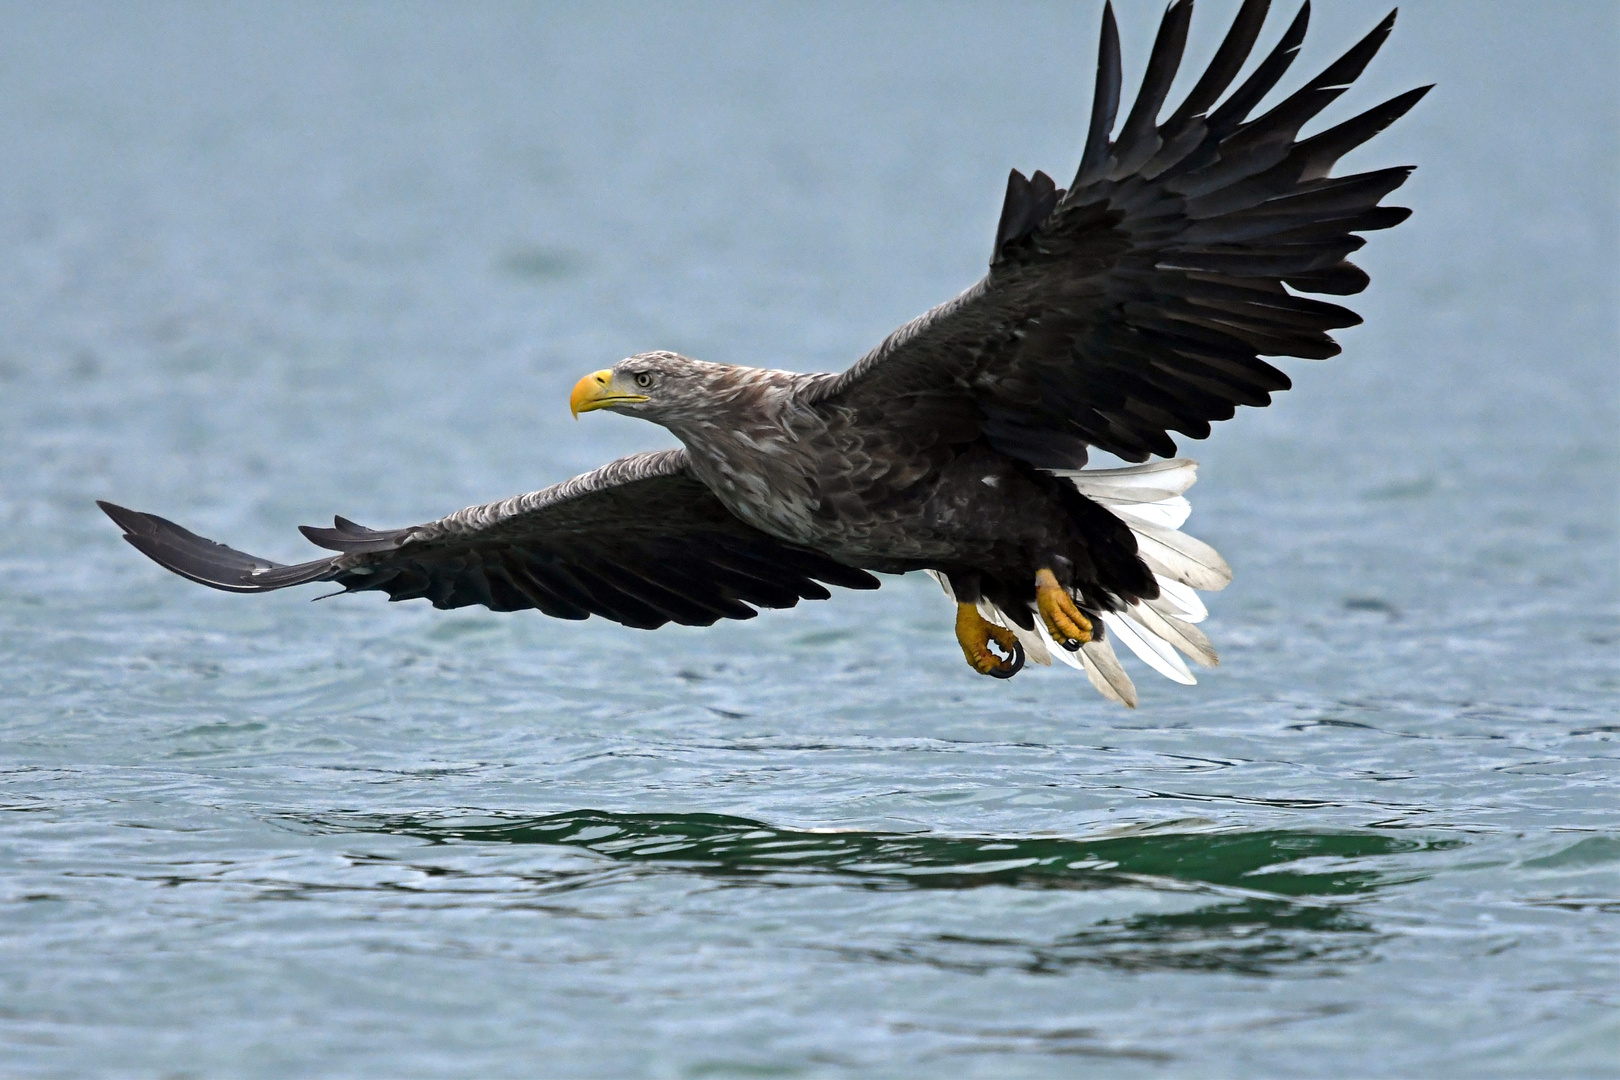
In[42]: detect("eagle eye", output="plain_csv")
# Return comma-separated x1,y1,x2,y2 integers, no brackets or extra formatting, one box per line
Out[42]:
633,372,654,389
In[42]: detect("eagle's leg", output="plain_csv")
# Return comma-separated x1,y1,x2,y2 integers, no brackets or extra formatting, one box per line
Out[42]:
1036,568,1092,652
955,603,1025,679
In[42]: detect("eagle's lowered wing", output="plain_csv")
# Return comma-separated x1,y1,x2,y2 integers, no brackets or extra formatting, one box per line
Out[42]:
812,0,1428,465
100,449,878,630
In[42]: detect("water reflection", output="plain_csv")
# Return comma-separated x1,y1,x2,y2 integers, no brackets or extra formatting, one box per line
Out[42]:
305,809,1461,976
841,899,1381,977
308,808,1458,896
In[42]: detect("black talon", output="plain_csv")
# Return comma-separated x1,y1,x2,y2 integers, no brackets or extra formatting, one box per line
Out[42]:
1061,637,1083,652
987,637,1025,679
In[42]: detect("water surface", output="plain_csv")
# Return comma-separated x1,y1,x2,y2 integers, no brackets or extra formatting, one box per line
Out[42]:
1,1,1616,1075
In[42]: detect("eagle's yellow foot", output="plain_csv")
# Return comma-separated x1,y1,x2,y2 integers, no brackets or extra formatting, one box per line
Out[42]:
955,602,1025,679
1036,568,1092,652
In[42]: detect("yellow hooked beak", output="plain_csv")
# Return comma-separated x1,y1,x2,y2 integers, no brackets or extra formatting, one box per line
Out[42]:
570,369,648,417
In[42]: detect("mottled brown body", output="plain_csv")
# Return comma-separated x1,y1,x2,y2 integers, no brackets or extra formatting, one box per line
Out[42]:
645,358,1155,627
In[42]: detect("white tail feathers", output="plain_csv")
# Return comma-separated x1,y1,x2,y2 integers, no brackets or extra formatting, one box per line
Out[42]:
1127,600,1216,668
1150,578,1208,623
1078,637,1137,707
1066,457,1227,704
1056,458,1195,497
925,458,1227,706
1131,524,1232,593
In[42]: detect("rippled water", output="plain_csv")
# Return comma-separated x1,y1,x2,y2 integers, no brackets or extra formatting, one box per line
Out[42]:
2,2,1616,1075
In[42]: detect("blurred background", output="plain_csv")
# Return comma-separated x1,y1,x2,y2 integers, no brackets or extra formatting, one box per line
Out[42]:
1,2,1615,1075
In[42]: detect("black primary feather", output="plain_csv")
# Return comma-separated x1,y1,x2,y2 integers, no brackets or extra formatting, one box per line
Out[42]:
1109,0,1193,178
817,0,1425,464
1074,1,1123,188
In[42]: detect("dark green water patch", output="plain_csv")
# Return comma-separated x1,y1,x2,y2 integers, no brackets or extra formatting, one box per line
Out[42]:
836,898,1380,977
303,809,1462,897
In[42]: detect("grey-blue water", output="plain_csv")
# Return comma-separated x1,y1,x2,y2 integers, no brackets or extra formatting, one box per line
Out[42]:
2,2,1616,1075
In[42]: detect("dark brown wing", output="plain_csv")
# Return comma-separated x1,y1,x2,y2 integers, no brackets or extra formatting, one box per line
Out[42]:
811,0,1429,464
99,450,879,630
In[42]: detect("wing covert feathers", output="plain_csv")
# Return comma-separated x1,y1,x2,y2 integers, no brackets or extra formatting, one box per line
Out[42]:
100,451,879,629
817,0,1426,466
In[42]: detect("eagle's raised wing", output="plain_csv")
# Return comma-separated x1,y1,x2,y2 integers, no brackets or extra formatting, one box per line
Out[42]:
812,0,1428,465
99,449,879,629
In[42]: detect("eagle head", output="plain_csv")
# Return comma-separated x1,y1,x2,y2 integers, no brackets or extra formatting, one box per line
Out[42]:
570,351,738,426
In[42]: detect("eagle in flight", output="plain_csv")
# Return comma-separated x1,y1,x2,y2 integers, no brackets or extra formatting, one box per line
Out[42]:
101,0,1426,705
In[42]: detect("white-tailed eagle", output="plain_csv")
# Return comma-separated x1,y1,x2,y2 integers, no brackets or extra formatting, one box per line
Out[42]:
101,0,1427,705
